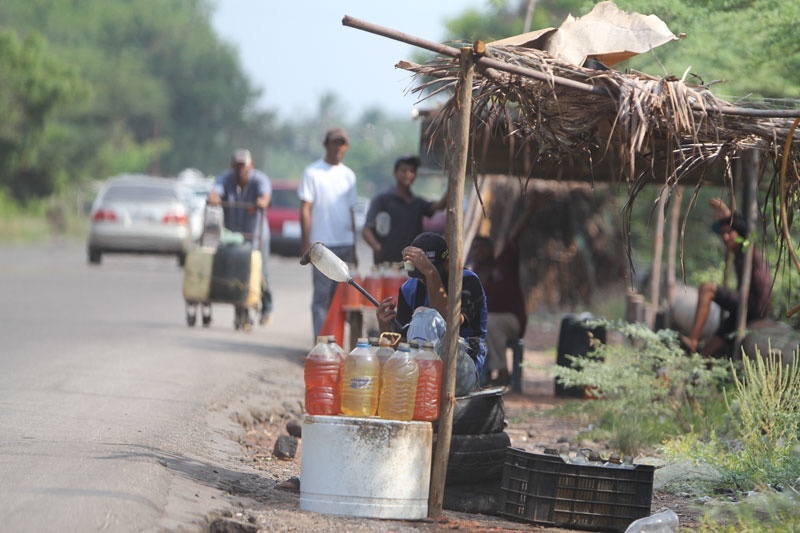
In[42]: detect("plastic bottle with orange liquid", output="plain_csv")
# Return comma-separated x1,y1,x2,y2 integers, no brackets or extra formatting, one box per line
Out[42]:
378,342,419,421
325,336,346,412
340,338,380,417
413,341,443,421
304,336,342,415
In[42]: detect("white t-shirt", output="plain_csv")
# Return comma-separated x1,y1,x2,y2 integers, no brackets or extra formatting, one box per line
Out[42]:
298,159,357,247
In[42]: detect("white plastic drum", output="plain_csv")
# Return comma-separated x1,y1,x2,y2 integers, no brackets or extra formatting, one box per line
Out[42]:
668,285,724,339
300,415,432,519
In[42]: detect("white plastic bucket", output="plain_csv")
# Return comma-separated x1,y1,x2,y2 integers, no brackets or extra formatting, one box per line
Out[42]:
300,415,432,519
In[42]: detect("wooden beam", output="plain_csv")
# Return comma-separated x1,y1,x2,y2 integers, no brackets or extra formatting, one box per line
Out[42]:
428,47,474,518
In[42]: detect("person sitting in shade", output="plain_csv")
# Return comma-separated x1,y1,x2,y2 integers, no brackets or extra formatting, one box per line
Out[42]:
376,232,487,394
468,190,546,385
680,198,771,357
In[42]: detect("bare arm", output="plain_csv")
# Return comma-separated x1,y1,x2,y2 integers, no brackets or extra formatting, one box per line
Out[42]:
350,208,358,268
430,191,447,213
300,200,312,252
710,197,731,219
362,225,383,261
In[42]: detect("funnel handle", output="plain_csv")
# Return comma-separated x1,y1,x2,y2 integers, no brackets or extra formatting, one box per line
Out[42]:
347,279,405,331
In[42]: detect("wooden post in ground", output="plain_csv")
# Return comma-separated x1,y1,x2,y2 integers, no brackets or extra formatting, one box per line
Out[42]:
733,149,759,359
665,186,683,323
428,46,474,519
647,188,668,328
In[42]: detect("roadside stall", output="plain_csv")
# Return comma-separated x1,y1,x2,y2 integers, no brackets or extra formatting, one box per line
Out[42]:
297,1,800,528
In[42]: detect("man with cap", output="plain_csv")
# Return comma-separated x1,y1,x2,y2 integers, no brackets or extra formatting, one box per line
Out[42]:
298,127,358,339
680,198,771,357
208,149,273,324
362,155,446,265
376,232,488,391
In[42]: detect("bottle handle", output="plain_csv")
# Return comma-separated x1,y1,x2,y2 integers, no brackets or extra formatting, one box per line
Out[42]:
379,331,401,348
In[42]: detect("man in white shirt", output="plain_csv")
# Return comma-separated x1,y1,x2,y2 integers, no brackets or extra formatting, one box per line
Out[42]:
298,127,358,339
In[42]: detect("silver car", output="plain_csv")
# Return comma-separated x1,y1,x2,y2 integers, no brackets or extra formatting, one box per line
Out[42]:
87,175,194,266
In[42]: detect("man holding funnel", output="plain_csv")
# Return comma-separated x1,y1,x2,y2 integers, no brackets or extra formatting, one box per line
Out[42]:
376,232,487,394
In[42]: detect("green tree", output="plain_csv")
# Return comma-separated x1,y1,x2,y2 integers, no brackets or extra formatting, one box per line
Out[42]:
0,0,270,199
614,0,800,100
0,30,86,200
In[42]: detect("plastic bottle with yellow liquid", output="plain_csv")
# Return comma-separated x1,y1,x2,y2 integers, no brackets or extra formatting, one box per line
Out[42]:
340,338,380,417
378,342,419,421
413,341,443,422
375,337,396,370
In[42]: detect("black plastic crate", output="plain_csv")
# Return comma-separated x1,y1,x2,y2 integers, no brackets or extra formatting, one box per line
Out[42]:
497,448,655,532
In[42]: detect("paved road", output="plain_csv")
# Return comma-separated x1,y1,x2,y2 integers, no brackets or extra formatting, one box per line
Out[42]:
0,242,317,532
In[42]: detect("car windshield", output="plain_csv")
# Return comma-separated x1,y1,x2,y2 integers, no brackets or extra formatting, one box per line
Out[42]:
103,184,178,202
271,188,300,209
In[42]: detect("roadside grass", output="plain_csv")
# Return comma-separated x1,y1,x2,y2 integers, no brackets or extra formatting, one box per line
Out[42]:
0,190,87,244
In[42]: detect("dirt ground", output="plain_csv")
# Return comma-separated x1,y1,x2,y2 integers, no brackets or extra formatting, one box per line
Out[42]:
210,321,703,532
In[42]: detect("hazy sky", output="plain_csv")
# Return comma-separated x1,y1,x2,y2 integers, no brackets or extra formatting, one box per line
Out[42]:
211,0,485,120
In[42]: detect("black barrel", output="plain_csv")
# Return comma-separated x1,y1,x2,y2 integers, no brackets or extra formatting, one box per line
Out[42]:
555,313,606,398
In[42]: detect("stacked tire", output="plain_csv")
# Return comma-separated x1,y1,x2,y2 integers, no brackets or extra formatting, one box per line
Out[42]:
432,387,509,485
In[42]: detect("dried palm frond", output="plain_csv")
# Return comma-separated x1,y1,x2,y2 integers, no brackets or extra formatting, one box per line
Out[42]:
400,41,800,257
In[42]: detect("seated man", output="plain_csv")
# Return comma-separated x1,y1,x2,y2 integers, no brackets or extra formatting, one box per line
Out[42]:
681,206,771,357
376,232,487,393
468,191,543,385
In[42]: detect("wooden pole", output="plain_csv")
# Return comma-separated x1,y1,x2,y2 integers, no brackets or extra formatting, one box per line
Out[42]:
733,149,759,360
666,186,682,317
648,188,668,328
428,46,473,519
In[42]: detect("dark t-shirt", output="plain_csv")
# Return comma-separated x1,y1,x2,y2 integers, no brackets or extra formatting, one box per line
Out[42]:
713,246,771,337
479,242,528,338
364,188,435,263
395,270,488,374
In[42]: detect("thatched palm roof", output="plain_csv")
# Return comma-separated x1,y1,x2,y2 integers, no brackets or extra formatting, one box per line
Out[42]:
399,39,800,273
403,42,800,190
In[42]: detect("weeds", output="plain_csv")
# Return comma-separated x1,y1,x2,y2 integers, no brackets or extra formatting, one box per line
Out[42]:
546,320,730,455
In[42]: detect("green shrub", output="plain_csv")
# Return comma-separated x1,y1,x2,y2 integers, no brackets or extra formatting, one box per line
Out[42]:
547,321,730,455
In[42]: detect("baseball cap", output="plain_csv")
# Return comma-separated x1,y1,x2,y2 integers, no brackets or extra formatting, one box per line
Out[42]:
394,155,421,171
711,213,748,237
231,149,252,165
411,232,449,264
408,232,448,279
324,127,349,144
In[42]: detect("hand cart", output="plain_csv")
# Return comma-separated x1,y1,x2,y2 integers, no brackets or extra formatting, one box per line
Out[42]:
182,201,265,330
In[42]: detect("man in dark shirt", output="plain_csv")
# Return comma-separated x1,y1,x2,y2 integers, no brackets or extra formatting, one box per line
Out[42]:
469,192,542,385
681,206,771,357
362,156,446,264
376,232,488,388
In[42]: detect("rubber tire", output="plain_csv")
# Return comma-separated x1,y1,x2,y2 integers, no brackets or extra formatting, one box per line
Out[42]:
88,247,102,264
433,391,506,435
177,252,186,268
433,431,511,485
